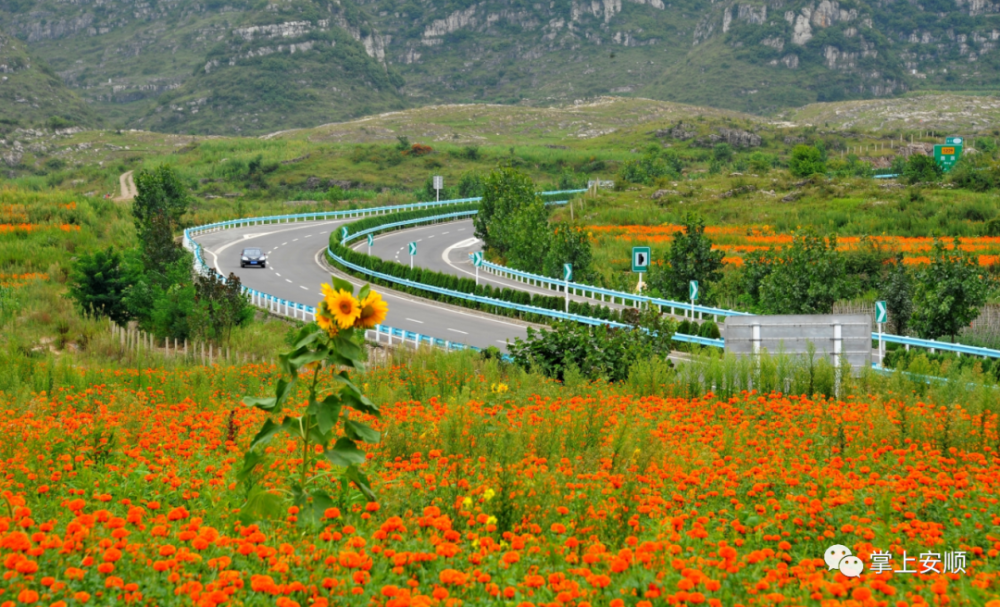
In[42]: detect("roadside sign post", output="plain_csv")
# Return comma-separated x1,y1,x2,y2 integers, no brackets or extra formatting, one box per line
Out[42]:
632,246,650,296
409,242,417,269
367,233,374,255
433,176,443,203
471,251,483,285
341,226,348,245
563,263,573,313
689,280,699,319
875,300,888,367
934,137,963,173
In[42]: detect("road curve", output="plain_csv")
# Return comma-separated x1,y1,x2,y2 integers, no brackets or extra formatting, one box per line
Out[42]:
192,220,530,350
358,219,633,307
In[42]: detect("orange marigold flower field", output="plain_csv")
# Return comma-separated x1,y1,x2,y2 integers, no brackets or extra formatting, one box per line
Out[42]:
589,225,1000,266
1,364,999,606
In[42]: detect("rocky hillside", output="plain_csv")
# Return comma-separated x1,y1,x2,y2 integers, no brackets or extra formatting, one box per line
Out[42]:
1,0,999,134
0,27,99,140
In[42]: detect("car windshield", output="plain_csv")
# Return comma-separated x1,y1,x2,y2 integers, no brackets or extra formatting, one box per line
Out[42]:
244,249,262,256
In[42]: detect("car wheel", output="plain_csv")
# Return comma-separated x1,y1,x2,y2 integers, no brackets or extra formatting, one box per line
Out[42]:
260,263,266,269
240,263,246,268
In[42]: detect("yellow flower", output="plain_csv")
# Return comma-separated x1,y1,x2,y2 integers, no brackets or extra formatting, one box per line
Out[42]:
324,288,361,329
486,516,497,526
356,290,388,329
483,488,495,502
462,497,472,509
316,302,338,337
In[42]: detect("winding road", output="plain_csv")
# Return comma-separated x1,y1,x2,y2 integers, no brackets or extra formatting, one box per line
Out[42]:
192,219,534,350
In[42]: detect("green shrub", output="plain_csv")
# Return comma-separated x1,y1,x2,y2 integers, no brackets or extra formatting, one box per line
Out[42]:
789,145,826,177
698,320,721,339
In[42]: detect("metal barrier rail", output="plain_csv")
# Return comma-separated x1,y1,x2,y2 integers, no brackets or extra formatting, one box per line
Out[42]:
186,190,1000,363
478,259,754,320
331,206,1000,361
183,189,584,240
327,246,636,329
341,210,478,245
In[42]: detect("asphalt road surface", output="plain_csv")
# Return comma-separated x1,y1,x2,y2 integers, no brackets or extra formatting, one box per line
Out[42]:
192,220,530,350
358,219,630,307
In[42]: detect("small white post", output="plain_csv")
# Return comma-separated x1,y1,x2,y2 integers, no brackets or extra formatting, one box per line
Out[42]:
878,322,884,368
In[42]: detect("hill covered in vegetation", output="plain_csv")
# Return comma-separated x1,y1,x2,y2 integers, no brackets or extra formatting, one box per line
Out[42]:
2,0,1000,133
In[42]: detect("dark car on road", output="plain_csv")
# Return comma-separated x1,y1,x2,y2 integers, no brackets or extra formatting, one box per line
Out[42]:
240,247,266,268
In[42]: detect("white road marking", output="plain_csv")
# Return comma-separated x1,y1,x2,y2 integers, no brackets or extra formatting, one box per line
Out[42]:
427,235,435,239
304,234,312,238
276,273,281,277
448,328,468,335
286,279,293,283
457,228,465,231
301,286,309,290
442,232,450,235
405,318,424,324
497,340,507,344
293,239,299,242
282,242,288,246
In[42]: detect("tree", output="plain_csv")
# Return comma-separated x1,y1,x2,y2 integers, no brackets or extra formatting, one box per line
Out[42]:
132,165,190,234
910,241,989,342
651,214,724,301
789,145,826,177
881,253,913,335
475,166,544,258
132,165,191,277
457,171,484,197
713,143,733,163
758,232,845,314
543,225,593,282
903,154,942,184
68,247,136,324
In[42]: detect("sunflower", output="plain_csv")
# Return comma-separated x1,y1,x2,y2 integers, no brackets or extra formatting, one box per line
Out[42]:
356,291,388,329
316,302,338,337
324,288,361,329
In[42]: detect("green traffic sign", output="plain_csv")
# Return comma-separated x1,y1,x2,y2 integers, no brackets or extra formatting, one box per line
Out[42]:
875,300,888,324
689,280,699,301
367,234,374,246
472,252,484,267
563,263,573,281
945,136,964,146
341,227,349,239
934,143,962,173
409,242,417,255
632,246,650,273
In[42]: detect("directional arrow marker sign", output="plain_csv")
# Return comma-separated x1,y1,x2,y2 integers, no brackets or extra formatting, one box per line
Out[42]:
632,246,650,273
409,242,417,256
341,227,349,239
471,252,484,267
367,234,374,247
563,263,573,282
875,300,888,324
689,280,699,301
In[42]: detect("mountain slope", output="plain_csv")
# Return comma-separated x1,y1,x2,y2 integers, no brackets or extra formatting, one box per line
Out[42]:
0,28,99,134
2,0,1000,133
0,0,406,135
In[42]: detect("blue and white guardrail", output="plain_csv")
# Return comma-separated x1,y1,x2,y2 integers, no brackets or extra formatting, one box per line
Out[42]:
185,192,1000,362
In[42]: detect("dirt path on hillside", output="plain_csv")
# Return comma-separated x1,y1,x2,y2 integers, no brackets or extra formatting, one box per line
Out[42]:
115,170,136,202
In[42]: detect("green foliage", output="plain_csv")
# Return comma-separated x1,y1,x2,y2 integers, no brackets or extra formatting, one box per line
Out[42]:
713,143,733,163
508,309,675,382
789,145,826,177
910,241,990,342
950,155,1000,192
616,147,681,185
188,272,254,342
881,254,913,336
903,154,943,184
240,289,382,522
457,172,484,198
697,320,721,339
748,232,847,314
543,225,593,284
650,213,724,302
68,247,137,325
747,151,774,174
